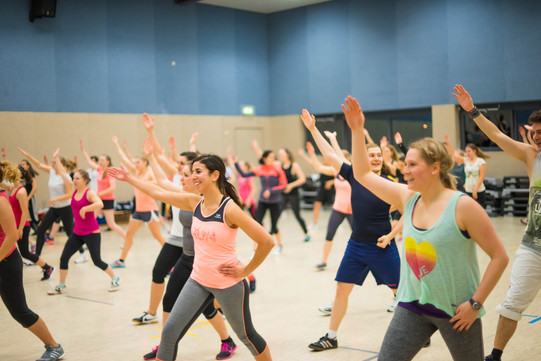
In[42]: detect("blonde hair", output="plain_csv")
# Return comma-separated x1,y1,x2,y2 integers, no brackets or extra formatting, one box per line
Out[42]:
0,161,22,183
409,138,456,190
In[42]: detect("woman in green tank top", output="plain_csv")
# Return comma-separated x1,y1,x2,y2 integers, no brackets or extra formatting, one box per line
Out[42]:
342,95,509,361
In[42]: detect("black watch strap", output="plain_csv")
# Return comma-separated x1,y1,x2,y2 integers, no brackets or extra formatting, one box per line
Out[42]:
469,298,483,311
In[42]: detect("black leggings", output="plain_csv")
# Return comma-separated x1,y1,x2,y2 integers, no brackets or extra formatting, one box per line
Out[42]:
325,209,353,241
467,191,486,209
162,253,217,319
281,192,308,234
17,225,39,263
256,201,281,235
59,233,108,270
0,251,39,328
28,197,39,231
152,243,183,284
36,205,74,256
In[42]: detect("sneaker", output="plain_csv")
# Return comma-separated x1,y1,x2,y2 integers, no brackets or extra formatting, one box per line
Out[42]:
216,340,237,360
47,285,67,295
37,344,65,361
30,243,36,253
315,263,327,271
41,266,55,281
110,259,125,268
273,244,283,254
318,302,333,315
44,234,54,245
108,277,121,292
308,334,338,351
520,218,528,225
132,311,158,324
23,259,35,266
387,297,397,312
143,345,159,360
75,252,89,264
423,338,431,348
304,235,311,242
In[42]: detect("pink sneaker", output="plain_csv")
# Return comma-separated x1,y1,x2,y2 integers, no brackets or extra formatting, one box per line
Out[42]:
216,340,237,360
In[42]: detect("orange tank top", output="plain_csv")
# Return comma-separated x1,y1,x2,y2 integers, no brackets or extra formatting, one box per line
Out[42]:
133,172,158,212
333,175,352,214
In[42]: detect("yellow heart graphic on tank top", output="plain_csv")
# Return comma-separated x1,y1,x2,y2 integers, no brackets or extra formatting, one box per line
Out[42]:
405,237,437,281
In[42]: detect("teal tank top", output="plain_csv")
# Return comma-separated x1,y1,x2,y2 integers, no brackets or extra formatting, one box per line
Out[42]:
397,191,484,318
522,152,541,255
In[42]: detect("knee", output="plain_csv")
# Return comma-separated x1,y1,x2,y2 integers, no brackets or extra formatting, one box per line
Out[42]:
59,257,70,270
11,309,39,328
152,266,166,284
162,293,175,313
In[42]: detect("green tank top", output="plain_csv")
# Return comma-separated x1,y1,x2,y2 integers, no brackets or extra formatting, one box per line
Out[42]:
522,152,541,255
397,191,484,318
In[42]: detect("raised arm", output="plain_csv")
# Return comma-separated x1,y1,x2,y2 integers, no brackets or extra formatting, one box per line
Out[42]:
250,139,263,160
444,134,465,165
51,149,74,202
343,96,412,211
141,113,177,178
453,85,536,166
189,132,199,153
304,142,335,176
108,165,199,211
300,109,344,173
143,138,182,193
394,132,409,155
1,147,6,161
17,147,51,173
169,136,180,162
324,131,350,164
79,140,99,171
112,136,136,174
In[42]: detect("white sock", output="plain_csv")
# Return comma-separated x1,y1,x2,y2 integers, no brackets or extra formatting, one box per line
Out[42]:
327,330,337,339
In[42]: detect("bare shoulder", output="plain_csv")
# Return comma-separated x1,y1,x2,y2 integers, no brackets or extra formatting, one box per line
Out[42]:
455,193,487,229
224,199,243,228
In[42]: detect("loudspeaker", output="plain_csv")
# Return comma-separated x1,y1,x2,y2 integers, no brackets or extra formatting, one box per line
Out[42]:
29,0,56,22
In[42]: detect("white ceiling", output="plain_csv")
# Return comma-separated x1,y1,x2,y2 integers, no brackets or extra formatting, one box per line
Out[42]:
198,0,332,14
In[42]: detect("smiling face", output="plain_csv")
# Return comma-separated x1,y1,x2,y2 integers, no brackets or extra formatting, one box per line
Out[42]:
403,149,436,191
72,171,89,190
191,161,218,193
532,122,541,151
262,152,275,165
367,146,383,173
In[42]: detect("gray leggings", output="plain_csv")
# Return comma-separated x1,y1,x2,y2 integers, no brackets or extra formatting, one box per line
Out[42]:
378,306,483,361
157,277,267,361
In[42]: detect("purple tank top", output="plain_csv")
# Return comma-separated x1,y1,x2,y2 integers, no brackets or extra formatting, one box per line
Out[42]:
72,189,99,235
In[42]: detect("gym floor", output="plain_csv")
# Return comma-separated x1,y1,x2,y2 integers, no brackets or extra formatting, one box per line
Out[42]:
2,210,540,361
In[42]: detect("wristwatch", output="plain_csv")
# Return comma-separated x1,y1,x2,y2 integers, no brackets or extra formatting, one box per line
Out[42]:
469,298,483,311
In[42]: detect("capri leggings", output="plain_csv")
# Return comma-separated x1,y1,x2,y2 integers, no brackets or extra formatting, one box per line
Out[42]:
282,193,308,234
256,201,281,234
152,243,183,284
59,233,107,270
0,251,39,328
378,306,483,361
36,205,74,256
325,209,353,241
17,225,39,263
162,254,217,320
158,278,267,361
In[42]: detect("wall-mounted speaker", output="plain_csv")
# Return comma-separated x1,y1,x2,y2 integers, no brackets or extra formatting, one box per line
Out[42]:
29,0,57,22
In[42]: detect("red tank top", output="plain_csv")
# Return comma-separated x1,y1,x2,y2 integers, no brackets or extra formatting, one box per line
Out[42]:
0,191,17,258
8,186,30,227
71,189,99,235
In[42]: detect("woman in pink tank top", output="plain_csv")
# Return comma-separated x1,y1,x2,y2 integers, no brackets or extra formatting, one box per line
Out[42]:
79,140,127,243
109,154,275,361
46,152,120,296
109,136,165,268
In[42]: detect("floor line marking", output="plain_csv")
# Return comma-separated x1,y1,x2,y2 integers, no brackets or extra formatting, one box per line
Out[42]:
338,346,379,354
65,295,114,305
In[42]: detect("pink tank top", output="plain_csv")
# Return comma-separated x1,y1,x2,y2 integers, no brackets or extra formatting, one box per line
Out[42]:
134,172,158,212
8,186,30,227
333,175,352,214
72,189,99,235
190,197,241,289
237,175,254,203
96,166,115,200
0,191,17,258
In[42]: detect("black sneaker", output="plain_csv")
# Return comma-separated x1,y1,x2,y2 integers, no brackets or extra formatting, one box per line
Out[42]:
41,266,55,281
143,345,159,360
308,334,338,351
485,355,500,361
216,340,237,360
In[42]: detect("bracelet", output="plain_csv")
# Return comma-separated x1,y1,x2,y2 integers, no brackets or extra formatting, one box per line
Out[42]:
468,106,481,119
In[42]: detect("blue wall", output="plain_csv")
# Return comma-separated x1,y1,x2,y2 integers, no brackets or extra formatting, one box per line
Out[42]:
269,0,541,114
0,1,269,115
1,0,540,116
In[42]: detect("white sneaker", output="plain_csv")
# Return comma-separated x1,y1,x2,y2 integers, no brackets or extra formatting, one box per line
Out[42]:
387,297,397,312
318,302,333,315
47,285,67,295
132,311,159,324
75,251,89,264
272,245,283,255
108,277,121,292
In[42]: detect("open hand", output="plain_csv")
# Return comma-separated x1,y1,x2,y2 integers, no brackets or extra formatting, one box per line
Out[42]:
107,164,130,181
394,132,403,145
218,261,248,278
143,138,153,158
449,301,479,332
452,85,475,112
300,109,316,131
141,113,155,131
342,96,365,130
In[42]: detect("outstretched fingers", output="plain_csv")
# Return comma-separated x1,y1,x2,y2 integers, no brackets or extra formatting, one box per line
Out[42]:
342,95,364,130
300,109,316,130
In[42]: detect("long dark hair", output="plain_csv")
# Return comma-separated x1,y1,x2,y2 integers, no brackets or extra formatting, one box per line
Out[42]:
259,150,273,165
192,154,242,207
18,165,32,185
21,159,39,176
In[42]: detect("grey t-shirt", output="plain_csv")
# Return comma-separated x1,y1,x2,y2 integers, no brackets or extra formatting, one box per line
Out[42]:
49,169,71,208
